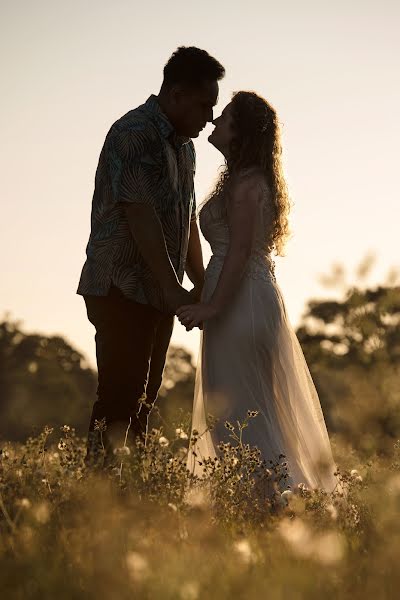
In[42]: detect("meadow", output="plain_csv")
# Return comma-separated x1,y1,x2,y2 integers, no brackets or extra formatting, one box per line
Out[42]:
1,273,399,599
1,417,399,600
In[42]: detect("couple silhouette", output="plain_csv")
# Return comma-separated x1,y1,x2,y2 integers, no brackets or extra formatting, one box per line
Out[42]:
78,46,339,494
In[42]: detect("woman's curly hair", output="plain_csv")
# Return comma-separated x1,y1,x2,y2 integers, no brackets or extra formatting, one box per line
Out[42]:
202,91,291,256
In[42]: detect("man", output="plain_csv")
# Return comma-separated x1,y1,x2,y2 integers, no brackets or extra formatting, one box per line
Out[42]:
77,46,225,466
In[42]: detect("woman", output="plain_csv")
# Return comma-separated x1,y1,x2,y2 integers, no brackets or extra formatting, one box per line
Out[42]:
177,91,340,494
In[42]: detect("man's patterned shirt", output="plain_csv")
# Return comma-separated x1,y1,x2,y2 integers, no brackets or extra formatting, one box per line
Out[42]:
77,95,196,313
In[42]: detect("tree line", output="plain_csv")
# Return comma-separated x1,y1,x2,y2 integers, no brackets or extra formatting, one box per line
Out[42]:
1,276,399,454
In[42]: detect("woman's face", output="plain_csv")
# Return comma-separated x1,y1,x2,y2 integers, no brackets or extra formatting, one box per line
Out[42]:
208,102,235,156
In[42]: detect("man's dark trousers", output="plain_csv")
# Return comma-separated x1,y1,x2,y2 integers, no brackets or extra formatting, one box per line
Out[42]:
84,285,174,466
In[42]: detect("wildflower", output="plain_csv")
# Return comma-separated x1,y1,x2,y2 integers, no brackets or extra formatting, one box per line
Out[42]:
94,418,107,432
34,502,50,524
159,436,169,447
16,498,31,509
58,441,67,451
126,551,149,582
387,474,400,496
224,421,235,432
247,410,259,418
281,489,294,506
176,428,189,440
279,518,313,557
326,503,338,520
180,581,200,600
113,446,131,456
279,517,345,564
186,486,209,510
296,482,309,493
233,539,256,565
61,425,71,433
313,531,345,565
350,469,363,483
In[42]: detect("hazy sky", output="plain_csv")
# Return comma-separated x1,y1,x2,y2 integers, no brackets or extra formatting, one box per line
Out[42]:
1,0,399,368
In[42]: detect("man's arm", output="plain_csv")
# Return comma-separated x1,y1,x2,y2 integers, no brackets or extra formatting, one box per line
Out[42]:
185,219,205,301
116,128,193,312
124,203,191,311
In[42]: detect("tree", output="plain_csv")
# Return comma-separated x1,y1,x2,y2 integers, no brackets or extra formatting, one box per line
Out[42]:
0,315,196,442
296,261,400,455
0,317,96,441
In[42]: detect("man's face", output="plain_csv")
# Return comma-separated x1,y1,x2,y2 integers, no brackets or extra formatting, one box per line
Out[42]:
172,80,219,138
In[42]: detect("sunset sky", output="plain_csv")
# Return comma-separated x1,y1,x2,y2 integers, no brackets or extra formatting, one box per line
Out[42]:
1,0,399,368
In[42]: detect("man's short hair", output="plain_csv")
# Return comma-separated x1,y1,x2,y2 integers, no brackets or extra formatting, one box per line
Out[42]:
163,46,225,89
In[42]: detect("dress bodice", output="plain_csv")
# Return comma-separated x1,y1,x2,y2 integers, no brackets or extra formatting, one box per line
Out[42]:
199,182,276,283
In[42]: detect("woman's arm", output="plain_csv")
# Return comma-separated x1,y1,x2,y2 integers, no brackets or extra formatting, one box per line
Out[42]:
208,177,260,313
176,176,261,329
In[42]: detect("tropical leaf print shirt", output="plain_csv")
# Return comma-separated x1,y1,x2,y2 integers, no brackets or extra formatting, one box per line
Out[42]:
77,95,196,313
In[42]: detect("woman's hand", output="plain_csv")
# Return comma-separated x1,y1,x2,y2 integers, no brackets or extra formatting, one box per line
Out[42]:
176,302,218,331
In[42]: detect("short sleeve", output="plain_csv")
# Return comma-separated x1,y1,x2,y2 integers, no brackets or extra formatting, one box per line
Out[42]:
110,128,162,208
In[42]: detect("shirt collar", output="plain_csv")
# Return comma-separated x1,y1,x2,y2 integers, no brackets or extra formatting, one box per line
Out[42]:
145,95,191,148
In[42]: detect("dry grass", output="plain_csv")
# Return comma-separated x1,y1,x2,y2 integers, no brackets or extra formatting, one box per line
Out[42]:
1,421,399,600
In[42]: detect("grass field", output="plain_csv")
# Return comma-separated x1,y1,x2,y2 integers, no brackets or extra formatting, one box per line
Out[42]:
1,418,400,600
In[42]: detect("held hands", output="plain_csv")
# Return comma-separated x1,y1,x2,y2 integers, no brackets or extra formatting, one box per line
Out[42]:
165,281,218,330
165,281,204,315
165,285,193,314
176,302,218,331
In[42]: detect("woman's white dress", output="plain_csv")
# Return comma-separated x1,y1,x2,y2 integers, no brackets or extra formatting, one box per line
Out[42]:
187,184,340,493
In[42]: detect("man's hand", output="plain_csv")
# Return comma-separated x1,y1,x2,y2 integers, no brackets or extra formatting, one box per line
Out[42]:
123,204,199,316
176,302,218,331
165,285,193,315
